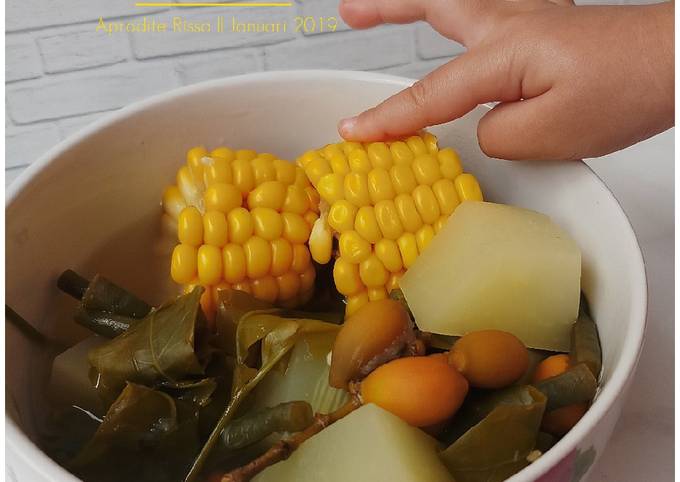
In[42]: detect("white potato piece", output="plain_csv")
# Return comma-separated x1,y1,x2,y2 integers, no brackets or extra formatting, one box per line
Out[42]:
48,335,107,415
253,403,454,482
401,201,581,351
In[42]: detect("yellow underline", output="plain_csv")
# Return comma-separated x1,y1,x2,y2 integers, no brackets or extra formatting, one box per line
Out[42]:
136,2,293,6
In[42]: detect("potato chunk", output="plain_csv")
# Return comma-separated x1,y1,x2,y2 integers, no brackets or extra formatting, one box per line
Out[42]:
401,202,581,351
253,403,454,482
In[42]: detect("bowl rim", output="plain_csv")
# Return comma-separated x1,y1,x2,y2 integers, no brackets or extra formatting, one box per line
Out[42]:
5,69,648,482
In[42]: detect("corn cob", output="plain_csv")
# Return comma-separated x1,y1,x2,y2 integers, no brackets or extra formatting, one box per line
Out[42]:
298,133,483,317
162,146,318,319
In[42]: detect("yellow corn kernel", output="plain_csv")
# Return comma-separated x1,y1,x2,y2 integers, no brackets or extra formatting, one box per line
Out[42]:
367,142,393,169
227,207,254,244
203,211,229,247
162,185,187,220
454,173,484,202
273,159,297,185
394,194,423,233
347,149,372,173
258,153,277,162
397,232,419,268
282,185,309,215
368,287,388,302
432,178,460,215
328,151,350,176
294,169,311,188
203,157,233,187
233,280,252,294
354,206,382,244
244,236,272,278
309,216,332,264
374,238,403,273
328,200,358,233
389,164,417,195
415,225,435,253
232,159,256,195
304,211,319,228
176,165,203,209
300,264,316,293
251,207,283,241
423,132,439,154
412,185,441,224
434,215,447,234
204,182,242,214
277,272,301,301
222,244,247,283
305,186,321,213
438,148,463,180
333,257,364,296
359,254,389,288
374,200,404,240
236,149,257,161
292,244,312,274
197,245,222,285
406,136,428,156
339,231,371,264
297,150,323,169
367,168,395,204
345,290,369,317
171,244,197,284
282,212,311,244
390,141,415,165
412,154,442,186
317,173,345,204
251,157,277,185
210,147,235,162
321,143,344,161
270,238,294,276
211,282,232,305
306,157,332,185
341,141,363,156
187,146,208,184
387,271,403,292
344,172,371,207
251,275,279,303
178,206,203,246
247,180,286,211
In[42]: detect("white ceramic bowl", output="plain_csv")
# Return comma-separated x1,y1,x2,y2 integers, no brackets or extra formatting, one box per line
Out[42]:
6,70,647,482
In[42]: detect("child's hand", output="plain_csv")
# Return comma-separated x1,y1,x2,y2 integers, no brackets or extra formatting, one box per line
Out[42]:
338,0,673,160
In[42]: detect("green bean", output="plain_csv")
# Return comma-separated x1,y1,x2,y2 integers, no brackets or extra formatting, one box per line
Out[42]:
221,401,313,450
533,363,597,411
570,296,602,378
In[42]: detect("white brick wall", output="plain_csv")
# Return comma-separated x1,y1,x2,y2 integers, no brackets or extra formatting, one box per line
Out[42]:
4,0,647,185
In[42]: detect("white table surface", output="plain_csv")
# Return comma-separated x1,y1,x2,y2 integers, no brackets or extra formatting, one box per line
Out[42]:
584,128,674,482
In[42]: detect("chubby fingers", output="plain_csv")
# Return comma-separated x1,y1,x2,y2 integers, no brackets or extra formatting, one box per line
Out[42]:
339,49,520,141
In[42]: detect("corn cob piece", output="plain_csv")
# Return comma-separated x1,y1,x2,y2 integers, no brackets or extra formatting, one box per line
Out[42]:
163,146,318,320
299,133,482,317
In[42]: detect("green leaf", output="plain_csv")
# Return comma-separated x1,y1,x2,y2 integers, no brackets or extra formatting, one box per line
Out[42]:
88,287,208,402
440,386,547,482
183,310,340,482
71,383,200,482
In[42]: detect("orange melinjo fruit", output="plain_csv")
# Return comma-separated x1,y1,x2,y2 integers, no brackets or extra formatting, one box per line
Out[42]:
448,329,529,389
360,355,469,427
329,299,413,389
533,354,588,435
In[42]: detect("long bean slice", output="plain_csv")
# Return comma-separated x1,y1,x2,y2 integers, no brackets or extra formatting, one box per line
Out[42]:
221,401,313,450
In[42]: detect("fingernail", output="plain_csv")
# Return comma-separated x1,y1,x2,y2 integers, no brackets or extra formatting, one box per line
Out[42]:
338,116,357,137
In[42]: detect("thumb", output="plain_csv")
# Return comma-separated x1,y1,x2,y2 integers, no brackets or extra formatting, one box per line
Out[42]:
339,48,519,141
